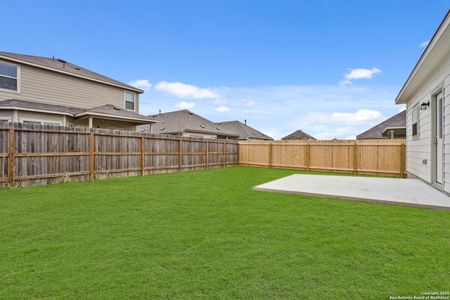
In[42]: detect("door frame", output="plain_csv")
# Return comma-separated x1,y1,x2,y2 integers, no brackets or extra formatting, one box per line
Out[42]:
431,88,445,190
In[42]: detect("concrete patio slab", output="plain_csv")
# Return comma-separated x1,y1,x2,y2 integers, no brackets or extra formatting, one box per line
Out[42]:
254,174,450,210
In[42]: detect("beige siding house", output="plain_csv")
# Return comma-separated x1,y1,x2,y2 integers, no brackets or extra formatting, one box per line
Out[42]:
395,10,450,194
0,52,155,130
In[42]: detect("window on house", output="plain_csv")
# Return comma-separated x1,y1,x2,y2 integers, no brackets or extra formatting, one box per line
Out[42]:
412,105,419,137
0,119,9,125
124,92,135,110
0,62,18,91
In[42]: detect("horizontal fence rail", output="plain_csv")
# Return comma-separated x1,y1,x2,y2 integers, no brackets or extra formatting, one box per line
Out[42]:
239,139,406,177
0,123,238,187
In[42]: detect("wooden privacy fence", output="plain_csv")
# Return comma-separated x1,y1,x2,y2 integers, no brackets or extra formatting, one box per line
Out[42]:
0,123,238,187
239,139,406,177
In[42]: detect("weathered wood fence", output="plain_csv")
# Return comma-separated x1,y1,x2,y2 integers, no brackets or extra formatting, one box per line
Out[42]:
0,123,238,187
239,139,406,177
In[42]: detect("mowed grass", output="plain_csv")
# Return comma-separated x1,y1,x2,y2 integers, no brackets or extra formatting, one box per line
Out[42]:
0,167,449,299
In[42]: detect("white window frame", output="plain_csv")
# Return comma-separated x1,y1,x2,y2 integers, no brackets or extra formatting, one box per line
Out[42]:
411,104,419,139
21,118,62,126
124,91,135,111
0,61,20,93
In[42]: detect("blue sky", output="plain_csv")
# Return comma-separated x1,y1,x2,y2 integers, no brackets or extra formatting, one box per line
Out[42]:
3,1,450,138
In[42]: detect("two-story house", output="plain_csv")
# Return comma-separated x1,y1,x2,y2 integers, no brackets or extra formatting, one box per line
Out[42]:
0,52,156,130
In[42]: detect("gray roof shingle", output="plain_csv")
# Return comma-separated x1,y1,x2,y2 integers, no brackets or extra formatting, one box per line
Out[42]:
282,130,316,140
150,110,237,137
0,51,143,93
357,110,406,139
215,121,272,140
0,99,155,123
77,104,155,123
0,99,84,115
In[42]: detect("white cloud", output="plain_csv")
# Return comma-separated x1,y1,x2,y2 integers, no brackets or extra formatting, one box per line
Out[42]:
419,40,430,48
129,79,152,90
307,109,383,125
154,81,218,99
139,83,397,140
176,101,195,109
398,106,406,113
331,109,383,123
215,106,230,113
341,67,381,86
243,99,256,106
311,126,358,140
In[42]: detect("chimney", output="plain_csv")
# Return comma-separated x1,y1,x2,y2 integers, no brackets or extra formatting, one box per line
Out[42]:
244,119,247,126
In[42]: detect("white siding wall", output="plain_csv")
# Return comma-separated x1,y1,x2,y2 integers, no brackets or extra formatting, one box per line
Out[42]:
0,59,139,112
443,71,450,193
405,54,450,192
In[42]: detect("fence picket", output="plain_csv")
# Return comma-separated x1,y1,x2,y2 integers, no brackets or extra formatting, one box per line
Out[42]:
239,139,405,177
0,123,238,187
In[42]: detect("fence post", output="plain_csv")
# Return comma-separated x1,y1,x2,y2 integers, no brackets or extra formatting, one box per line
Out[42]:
89,132,95,179
306,142,310,172
237,142,240,166
178,137,182,172
205,141,209,169
269,142,273,168
141,136,145,176
8,128,15,186
376,143,380,176
223,141,226,168
353,142,358,174
400,142,406,178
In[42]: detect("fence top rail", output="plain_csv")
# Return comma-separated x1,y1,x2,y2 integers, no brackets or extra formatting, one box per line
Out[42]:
239,140,405,146
239,138,405,143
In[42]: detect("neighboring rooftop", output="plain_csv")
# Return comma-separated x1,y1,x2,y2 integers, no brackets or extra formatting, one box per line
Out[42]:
0,51,143,93
282,130,316,140
215,121,272,140
150,110,237,137
357,110,406,139
0,99,155,123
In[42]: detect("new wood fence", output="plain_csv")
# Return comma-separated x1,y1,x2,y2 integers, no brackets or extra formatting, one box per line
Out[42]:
239,139,406,177
0,123,238,187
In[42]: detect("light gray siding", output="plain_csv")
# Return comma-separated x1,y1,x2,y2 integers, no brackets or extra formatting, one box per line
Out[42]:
442,70,450,192
406,54,450,192
0,59,139,112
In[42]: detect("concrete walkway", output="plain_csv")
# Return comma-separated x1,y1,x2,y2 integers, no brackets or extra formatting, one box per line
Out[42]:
254,174,450,210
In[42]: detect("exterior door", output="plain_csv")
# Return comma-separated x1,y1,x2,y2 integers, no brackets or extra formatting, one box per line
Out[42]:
435,91,444,184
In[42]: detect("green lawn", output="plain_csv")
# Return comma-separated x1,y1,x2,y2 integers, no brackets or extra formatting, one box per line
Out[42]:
0,167,449,299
